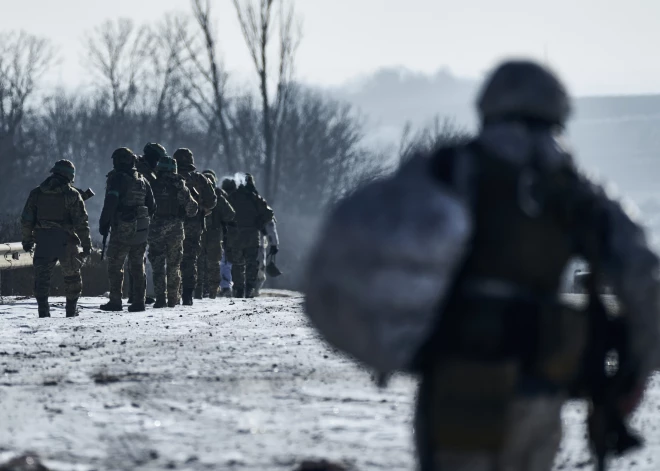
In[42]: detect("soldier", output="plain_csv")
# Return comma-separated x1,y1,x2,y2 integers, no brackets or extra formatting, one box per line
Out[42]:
219,177,238,297
148,156,198,308
225,173,274,298
172,148,217,305
303,59,660,471
21,160,92,318
196,169,235,299
255,217,280,296
126,142,166,304
99,148,156,312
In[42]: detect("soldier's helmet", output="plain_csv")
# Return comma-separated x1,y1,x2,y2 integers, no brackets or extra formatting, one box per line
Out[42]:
144,143,168,166
111,147,137,170
50,159,76,183
156,156,178,174
173,148,195,170
221,178,237,194
202,169,217,185
244,173,258,192
476,59,571,127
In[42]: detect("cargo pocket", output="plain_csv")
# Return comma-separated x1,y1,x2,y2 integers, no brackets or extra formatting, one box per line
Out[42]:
128,206,150,245
430,359,519,452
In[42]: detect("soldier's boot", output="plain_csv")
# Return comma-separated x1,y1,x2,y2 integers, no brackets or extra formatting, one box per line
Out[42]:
65,298,79,317
208,287,218,299
36,297,50,318
145,296,155,305
245,284,256,299
167,297,178,308
221,288,233,298
232,286,244,298
128,302,146,312
182,288,194,306
100,300,123,311
153,295,167,309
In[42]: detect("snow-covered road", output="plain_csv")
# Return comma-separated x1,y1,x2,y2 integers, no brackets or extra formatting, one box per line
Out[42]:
0,293,659,470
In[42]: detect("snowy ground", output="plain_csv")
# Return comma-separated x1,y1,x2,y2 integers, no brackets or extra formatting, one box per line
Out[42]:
0,292,659,470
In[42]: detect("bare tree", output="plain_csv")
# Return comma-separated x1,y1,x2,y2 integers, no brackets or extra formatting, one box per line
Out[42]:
83,19,152,117
0,31,56,207
398,116,471,163
0,31,55,139
232,0,302,202
178,0,237,171
142,14,190,141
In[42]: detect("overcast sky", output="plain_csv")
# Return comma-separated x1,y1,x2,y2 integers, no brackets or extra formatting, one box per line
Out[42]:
2,0,659,96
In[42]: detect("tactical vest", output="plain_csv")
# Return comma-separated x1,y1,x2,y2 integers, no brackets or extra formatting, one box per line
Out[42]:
230,190,261,228
153,179,182,218
116,174,149,221
36,192,67,223
420,143,587,452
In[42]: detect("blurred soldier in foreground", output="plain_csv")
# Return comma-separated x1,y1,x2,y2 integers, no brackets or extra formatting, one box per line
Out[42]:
196,169,235,299
148,156,198,308
173,148,217,305
304,59,660,471
225,174,274,298
99,148,155,312
21,160,92,318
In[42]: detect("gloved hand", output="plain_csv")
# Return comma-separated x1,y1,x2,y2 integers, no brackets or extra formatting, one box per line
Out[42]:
269,245,279,256
99,224,109,237
22,241,34,253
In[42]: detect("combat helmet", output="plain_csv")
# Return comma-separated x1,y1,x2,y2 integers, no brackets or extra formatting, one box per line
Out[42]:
202,169,217,185
156,156,178,174
50,159,75,183
476,59,571,127
221,177,237,194
143,143,168,168
173,148,195,171
111,147,137,170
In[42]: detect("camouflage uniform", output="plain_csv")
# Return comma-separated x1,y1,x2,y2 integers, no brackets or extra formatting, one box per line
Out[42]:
99,148,155,312
173,148,217,305
225,174,274,298
127,143,165,303
196,170,235,299
148,157,198,308
21,160,91,318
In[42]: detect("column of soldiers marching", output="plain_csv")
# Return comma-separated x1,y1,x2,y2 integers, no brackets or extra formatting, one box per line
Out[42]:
20,143,280,317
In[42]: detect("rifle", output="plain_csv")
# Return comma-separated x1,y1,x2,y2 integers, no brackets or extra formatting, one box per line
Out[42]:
101,234,108,261
578,273,643,471
75,187,96,201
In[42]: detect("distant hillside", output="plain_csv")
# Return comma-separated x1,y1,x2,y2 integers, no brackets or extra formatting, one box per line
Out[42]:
333,67,660,199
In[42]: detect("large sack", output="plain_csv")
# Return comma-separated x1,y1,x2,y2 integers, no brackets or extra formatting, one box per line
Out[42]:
303,152,474,374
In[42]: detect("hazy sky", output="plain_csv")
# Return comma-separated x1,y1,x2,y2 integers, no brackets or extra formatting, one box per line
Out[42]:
2,0,660,96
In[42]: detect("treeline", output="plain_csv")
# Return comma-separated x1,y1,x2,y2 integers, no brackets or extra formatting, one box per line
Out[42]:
0,0,466,293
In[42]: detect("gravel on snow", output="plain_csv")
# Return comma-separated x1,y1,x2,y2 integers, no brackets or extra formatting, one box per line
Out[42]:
0,292,659,470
